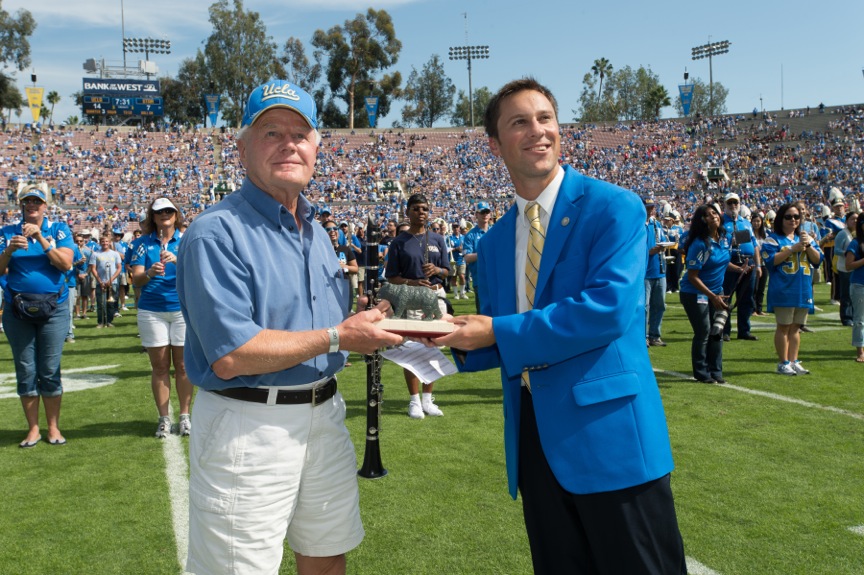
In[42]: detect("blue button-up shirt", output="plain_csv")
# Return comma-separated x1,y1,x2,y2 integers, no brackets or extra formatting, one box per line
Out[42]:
177,179,350,391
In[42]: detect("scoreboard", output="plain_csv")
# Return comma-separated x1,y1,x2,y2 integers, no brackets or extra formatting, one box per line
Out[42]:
82,78,164,118
83,95,164,117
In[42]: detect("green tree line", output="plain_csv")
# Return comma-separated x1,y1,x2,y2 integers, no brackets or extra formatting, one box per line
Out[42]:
0,2,730,128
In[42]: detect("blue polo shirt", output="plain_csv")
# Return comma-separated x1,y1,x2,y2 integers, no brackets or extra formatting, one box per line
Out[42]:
0,219,75,304
848,240,864,285
130,230,181,312
463,225,487,281
177,179,349,391
680,235,731,295
645,218,667,279
66,245,83,288
722,214,756,259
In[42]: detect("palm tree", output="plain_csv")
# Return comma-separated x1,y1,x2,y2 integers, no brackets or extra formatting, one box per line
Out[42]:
591,58,612,101
645,85,671,120
46,90,60,124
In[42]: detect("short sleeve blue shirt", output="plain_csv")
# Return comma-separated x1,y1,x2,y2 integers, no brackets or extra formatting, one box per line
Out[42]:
679,235,731,295
463,225,487,280
0,219,75,304
761,233,823,311
177,179,350,391
848,240,864,285
130,230,182,312
722,214,756,258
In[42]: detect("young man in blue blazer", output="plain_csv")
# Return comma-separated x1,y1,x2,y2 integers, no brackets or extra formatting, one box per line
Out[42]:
436,78,686,574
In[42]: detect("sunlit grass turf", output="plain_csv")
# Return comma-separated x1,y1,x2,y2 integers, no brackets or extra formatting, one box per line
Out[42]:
0,281,862,574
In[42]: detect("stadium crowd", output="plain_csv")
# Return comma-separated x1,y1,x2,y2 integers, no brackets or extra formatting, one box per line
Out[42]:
0,103,859,237
1,104,862,367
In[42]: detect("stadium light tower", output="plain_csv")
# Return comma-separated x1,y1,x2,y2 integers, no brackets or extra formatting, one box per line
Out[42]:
123,38,171,79
448,45,490,128
691,39,730,115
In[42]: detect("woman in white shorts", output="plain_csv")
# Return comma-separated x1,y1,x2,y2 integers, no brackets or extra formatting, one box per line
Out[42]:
130,198,193,438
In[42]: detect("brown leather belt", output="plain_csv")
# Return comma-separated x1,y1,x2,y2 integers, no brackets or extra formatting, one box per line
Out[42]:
212,378,337,406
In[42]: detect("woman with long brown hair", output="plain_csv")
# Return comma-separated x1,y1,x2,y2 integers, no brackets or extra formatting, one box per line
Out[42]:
130,197,192,438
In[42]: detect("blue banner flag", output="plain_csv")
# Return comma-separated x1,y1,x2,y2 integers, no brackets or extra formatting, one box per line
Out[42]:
205,94,221,127
679,84,694,117
365,96,379,128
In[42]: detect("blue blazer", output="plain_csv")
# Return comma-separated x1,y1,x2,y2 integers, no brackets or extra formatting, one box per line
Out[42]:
456,166,675,498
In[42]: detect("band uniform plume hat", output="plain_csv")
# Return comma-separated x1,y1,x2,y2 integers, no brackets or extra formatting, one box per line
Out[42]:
242,80,318,130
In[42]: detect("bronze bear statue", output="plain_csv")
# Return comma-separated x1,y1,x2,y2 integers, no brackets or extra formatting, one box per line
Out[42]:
378,282,443,320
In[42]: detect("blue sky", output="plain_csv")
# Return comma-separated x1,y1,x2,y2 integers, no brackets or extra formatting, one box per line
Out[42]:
6,0,864,127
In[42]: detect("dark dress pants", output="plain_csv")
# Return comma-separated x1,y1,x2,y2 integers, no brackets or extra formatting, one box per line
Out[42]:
836,271,853,324
680,292,724,381
518,388,687,575
722,267,755,337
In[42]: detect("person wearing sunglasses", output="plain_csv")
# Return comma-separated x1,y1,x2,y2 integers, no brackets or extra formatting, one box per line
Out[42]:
761,202,823,376
0,183,75,448
720,192,761,341
325,222,358,281
130,197,191,438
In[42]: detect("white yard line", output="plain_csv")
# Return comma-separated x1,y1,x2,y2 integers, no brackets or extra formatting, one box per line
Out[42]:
848,525,864,536
0,364,121,378
686,556,723,575
655,369,864,421
161,403,190,571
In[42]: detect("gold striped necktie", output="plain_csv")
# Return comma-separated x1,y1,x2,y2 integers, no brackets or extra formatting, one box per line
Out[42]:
522,201,545,391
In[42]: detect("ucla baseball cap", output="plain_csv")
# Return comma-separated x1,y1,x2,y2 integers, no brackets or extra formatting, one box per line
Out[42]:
476,201,491,212
18,185,48,203
241,80,318,130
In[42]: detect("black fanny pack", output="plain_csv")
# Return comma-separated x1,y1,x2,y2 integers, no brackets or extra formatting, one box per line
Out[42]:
11,290,62,323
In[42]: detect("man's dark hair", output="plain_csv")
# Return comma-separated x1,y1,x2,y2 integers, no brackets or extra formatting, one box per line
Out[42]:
406,193,428,208
484,77,559,140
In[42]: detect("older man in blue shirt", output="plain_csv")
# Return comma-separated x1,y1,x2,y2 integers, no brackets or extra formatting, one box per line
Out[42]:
177,80,402,575
721,191,761,341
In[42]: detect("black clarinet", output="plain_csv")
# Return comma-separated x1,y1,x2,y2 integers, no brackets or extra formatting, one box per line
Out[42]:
358,214,387,479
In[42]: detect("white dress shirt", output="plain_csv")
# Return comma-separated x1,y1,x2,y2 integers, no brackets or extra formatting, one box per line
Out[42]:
514,166,564,313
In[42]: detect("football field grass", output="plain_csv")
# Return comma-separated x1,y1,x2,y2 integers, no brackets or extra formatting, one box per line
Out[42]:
1,281,862,575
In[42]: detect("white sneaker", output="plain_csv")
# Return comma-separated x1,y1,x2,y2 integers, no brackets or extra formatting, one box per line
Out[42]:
422,397,444,417
178,414,192,436
791,361,810,375
831,300,840,306
155,416,172,438
776,362,797,376
408,401,425,419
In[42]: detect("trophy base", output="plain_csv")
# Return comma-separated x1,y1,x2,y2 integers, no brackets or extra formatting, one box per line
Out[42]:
376,318,455,338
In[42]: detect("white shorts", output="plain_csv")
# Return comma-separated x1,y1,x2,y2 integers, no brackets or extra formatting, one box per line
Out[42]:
137,309,186,348
186,383,363,574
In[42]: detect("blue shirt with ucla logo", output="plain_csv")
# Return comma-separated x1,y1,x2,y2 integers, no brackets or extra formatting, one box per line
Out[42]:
680,235,731,295
130,230,182,312
0,219,75,303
